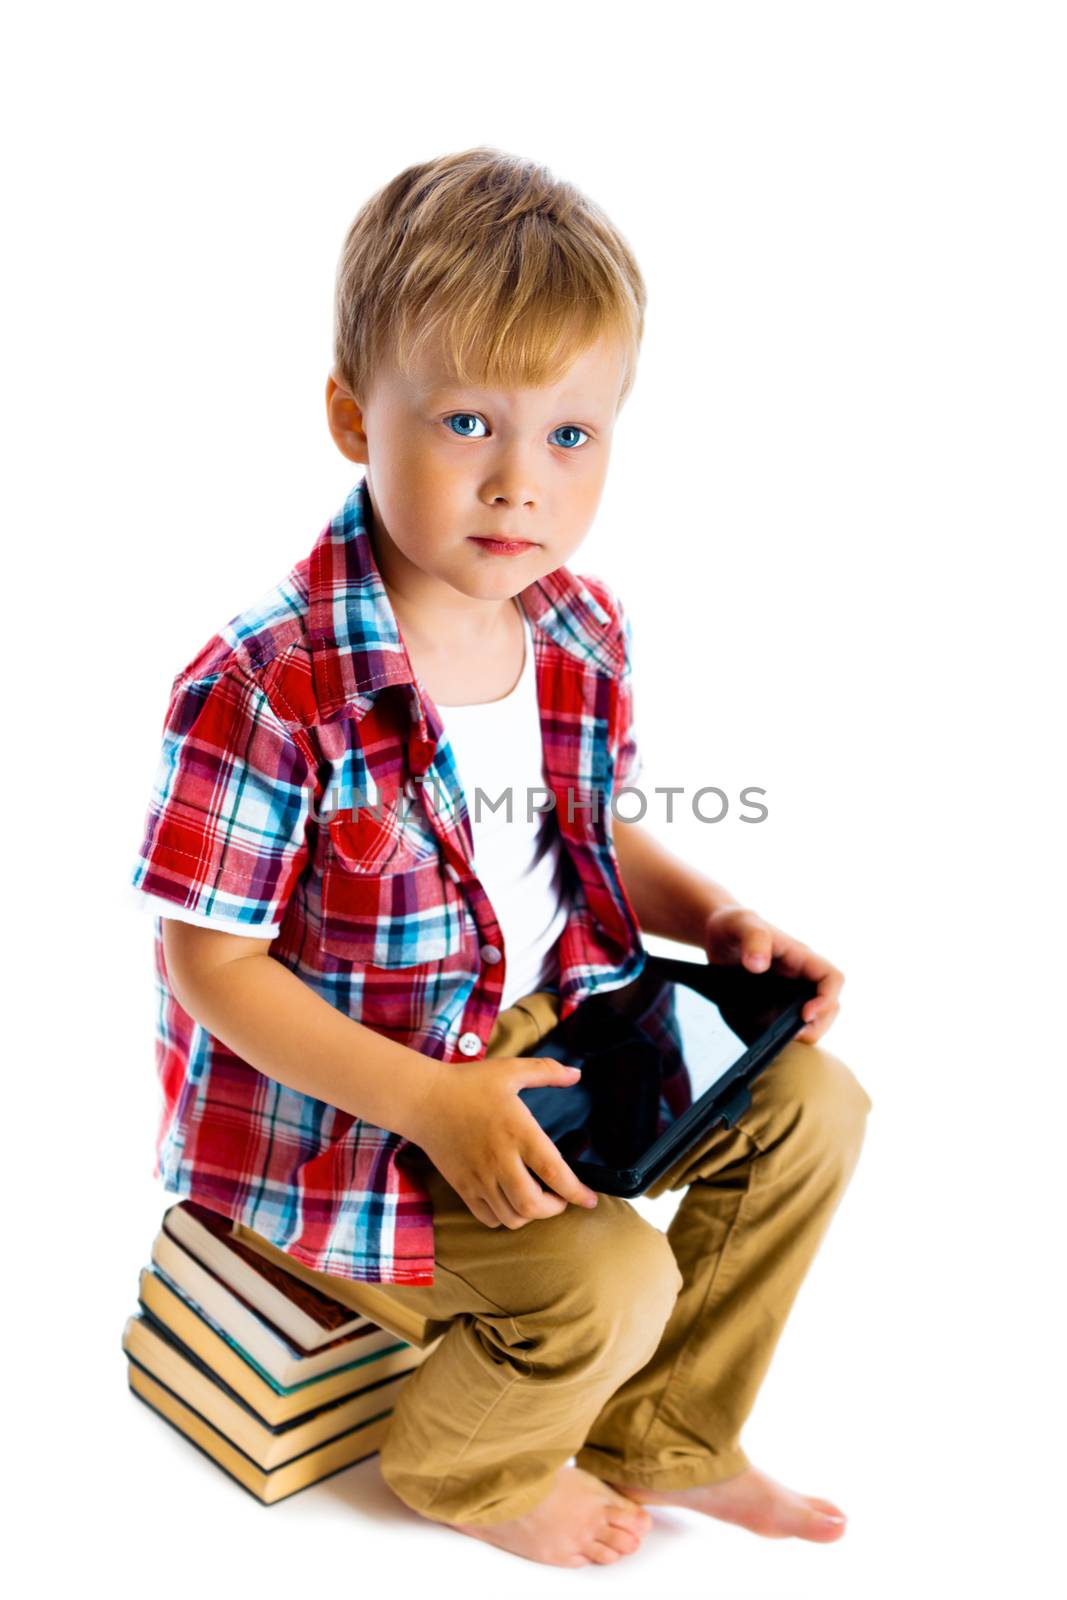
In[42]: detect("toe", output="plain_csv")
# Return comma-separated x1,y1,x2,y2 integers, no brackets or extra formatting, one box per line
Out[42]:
605,1497,654,1534
807,1496,847,1521
597,1523,641,1556
607,1509,652,1538
795,1498,847,1541
588,1540,623,1564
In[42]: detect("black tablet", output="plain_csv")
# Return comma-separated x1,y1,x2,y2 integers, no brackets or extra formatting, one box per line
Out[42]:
516,952,818,1197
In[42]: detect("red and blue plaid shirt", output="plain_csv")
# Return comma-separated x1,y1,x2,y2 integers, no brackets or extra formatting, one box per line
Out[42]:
130,474,647,1285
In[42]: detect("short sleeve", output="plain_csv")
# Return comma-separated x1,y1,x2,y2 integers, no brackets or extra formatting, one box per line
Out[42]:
611,590,644,791
132,888,283,939
129,667,317,934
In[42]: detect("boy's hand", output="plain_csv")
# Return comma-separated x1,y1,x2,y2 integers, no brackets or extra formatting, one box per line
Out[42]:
405,1057,600,1230
702,905,844,1044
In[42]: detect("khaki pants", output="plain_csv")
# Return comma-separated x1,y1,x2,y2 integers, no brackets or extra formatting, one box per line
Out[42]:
367,988,872,1526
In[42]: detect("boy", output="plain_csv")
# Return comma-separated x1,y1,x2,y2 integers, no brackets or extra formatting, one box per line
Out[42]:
130,147,870,1569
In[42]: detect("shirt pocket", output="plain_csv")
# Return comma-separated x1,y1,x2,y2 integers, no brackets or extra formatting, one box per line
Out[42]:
319,807,456,968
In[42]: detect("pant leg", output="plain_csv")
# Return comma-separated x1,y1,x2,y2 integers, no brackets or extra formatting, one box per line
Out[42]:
574,1037,873,1490
370,992,685,1525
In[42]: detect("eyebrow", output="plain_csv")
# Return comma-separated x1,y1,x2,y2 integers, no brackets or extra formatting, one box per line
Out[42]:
418,381,603,417
418,381,482,399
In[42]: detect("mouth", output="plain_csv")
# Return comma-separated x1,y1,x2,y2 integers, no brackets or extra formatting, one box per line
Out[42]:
468,535,540,556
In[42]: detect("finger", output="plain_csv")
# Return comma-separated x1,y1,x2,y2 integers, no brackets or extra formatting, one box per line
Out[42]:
766,935,812,978
528,1184,568,1218
795,1002,840,1044
713,908,767,962
525,1134,599,1209
778,939,842,990
797,989,827,1032
496,1159,564,1225
513,1057,584,1089
818,965,846,1003
464,1189,504,1228
800,968,845,1025
740,921,775,972
515,1163,569,1218
489,1178,531,1229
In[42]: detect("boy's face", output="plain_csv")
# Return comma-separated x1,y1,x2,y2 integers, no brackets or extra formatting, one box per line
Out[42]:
326,330,629,608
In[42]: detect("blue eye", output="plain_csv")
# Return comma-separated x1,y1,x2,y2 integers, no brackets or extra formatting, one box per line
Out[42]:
550,425,589,450
443,414,590,449
445,413,488,438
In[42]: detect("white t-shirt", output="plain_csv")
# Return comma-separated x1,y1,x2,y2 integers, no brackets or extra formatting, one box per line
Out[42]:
436,604,570,1009
134,606,570,1009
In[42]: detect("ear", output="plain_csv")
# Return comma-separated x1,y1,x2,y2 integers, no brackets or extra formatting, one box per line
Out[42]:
325,371,369,464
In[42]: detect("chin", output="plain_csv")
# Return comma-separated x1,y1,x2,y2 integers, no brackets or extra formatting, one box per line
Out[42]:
457,550,552,593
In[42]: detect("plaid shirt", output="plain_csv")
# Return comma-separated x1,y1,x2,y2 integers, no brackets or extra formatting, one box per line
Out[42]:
130,474,647,1285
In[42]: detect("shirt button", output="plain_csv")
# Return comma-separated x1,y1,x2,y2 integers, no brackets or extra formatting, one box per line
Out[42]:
404,778,418,801
479,943,502,964
444,863,462,884
457,1031,483,1057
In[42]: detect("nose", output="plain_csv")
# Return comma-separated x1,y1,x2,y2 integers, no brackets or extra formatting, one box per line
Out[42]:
482,443,539,510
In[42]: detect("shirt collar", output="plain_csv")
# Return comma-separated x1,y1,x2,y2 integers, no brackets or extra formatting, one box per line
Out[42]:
308,475,623,722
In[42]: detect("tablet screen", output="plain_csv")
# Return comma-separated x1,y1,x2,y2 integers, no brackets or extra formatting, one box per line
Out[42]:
516,957,814,1176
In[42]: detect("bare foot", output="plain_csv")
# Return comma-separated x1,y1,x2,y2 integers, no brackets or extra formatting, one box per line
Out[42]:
446,1464,655,1567
603,1464,847,1542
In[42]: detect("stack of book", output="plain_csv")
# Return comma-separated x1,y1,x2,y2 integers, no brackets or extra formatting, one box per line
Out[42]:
122,1200,443,1504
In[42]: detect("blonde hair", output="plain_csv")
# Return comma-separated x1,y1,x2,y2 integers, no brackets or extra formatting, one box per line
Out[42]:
332,146,646,409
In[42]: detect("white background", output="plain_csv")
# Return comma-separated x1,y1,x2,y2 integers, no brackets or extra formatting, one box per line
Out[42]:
5,2,1064,1594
